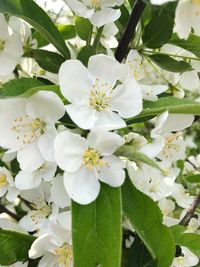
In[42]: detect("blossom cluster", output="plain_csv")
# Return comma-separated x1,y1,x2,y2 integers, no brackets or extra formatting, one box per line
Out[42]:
0,0,200,267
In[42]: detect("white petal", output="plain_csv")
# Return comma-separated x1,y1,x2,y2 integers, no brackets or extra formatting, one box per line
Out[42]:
64,0,94,18
19,215,36,232
160,114,194,133
99,155,125,187
59,59,93,103
4,33,23,59
140,137,165,158
93,109,126,130
63,167,100,205
87,130,124,156
111,78,143,118
15,171,42,190
54,131,87,172
17,142,44,172
90,7,121,27
29,234,51,259
37,127,57,162
141,84,168,101
51,175,70,208
88,54,125,86
6,187,20,202
66,104,97,129
179,71,200,91
0,14,9,40
26,91,65,123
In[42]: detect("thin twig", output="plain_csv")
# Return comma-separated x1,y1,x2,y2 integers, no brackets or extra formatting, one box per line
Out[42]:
0,205,21,221
115,0,146,62
179,192,200,226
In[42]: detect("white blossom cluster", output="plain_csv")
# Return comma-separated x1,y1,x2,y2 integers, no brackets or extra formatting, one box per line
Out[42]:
0,1,200,267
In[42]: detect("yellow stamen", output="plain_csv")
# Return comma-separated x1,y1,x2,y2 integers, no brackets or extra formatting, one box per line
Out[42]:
0,175,7,188
54,244,73,267
83,148,107,170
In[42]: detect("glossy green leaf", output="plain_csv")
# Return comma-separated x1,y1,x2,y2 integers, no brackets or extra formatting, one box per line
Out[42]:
24,49,66,73
149,54,192,72
116,145,162,171
187,174,200,183
122,177,175,267
0,229,35,265
75,17,93,41
142,15,174,48
171,225,200,257
127,97,200,124
0,0,70,58
72,183,122,267
170,33,200,58
0,78,44,98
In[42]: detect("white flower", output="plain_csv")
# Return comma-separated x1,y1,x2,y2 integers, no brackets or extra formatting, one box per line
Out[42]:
0,167,19,202
150,0,176,5
172,183,194,208
19,183,58,232
175,0,200,39
127,162,175,201
125,50,168,101
100,23,118,48
64,0,124,27
0,13,23,76
54,129,125,204
15,161,57,190
171,247,199,267
29,214,72,267
0,91,65,171
59,55,142,130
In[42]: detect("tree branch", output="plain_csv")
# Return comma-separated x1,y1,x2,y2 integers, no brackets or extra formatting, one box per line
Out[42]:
179,192,200,226
115,0,146,62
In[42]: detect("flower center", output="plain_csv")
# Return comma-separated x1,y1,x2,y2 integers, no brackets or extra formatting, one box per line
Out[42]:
89,78,112,112
83,148,107,170
90,0,101,9
0,174,7,188
54,244,73,267
11,116,46,144
0,40,5,52
30,200,52,224
192,0,200,4
162,133,182,159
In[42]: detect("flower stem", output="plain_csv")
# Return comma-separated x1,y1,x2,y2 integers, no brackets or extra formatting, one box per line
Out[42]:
115,0,146,62
93,26,104,53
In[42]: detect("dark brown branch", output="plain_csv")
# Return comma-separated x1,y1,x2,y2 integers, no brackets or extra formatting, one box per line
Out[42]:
179,192,200,226
115,0,146,62
0,204,21,221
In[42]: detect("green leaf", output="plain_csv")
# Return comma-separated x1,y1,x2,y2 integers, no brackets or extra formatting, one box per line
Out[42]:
75,17,93,41
187,174,200,183
122,177,175,267
78,46,94,66
170,33,200,58
24,49,66,73
116,145,162,171
72,183,122,267
142,15,174,48
32,25,76,48
0,78,44,98
149,54,192,72
0,0,70,58
127,96,200,124
171,225,200,257
0,229,36,265
21,85,63,99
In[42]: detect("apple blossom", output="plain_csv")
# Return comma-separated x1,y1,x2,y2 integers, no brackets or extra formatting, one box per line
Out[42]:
54,129,125,204
0,91,65,171
64,0,124,27
59,54,143,130
171,247,199,267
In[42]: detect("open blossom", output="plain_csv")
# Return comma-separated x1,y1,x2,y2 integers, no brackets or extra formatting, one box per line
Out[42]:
0,91,65,172
171,247,199,267
54,129,125,204
0,13,23,76
59,54,142,130
64,0,124,27
29,214,72,267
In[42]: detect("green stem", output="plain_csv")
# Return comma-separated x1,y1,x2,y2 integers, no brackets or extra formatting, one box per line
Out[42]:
86,26,93,46
93,26,104,52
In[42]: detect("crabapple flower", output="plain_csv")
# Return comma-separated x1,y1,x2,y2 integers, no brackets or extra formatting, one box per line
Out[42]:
29,212,72,267
59,55,142,130
0,91,65,171
0,13,23,76
171,247,199,267
64,0,124,27
100,23,118,48
150,0,176,5
15,161,57,190
0,167,19,202
175,0,200,39
54,129,125,204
